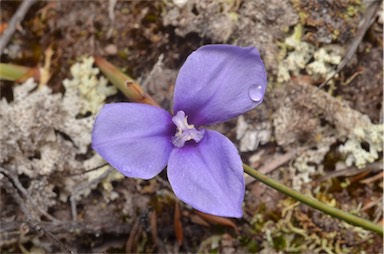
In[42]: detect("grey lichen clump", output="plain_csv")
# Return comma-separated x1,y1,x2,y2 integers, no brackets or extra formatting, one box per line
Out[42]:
273,81,383,189
0,78,84,177
163,0,237,42
0,57,118,211
0,57,115,176
163,0,298,71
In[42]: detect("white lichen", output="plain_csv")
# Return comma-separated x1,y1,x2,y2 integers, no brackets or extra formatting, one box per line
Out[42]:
306,46,342,80
339,125,384,168
236,115,272,152
277,24,343,83
291,135,336,190
277,24,314,83
172,0,188,8
62,57,117,115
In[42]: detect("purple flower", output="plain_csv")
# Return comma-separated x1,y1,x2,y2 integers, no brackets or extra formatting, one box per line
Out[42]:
92,45,267,217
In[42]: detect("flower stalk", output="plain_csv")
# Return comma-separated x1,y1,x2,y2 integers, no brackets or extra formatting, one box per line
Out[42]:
94,56,159,106
243,163,383,235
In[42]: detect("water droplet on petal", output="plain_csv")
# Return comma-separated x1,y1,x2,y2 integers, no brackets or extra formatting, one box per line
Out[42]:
248,84,264,102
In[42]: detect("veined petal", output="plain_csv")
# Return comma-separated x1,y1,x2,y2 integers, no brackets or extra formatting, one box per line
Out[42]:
167,130,244,218
173,44,267,126
92,103,175,179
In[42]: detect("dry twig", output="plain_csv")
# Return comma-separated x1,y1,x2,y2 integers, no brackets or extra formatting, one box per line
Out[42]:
1,220,132,235
317,1,381,90
360,171,384,184
70,167,114,221
0,167,59,222
174,201,183,247
317,162,382,182
245,149,299,185
67,163,108,177
0,0,37,54
0,174,37,221
0,173,74,253
125,218,141,253
25,221,76,254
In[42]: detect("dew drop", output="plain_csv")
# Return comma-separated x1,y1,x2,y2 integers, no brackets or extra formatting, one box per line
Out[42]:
248,84,264,102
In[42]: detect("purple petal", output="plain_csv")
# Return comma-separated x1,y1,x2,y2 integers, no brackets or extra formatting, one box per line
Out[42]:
167,130,244,217
173,44,267,126
92,103,175,179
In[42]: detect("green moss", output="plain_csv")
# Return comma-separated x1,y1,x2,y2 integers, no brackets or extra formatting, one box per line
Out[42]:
209,248,219,254
247,240,259,253
239,236,260,253
273,235,287,250
144,14,158,22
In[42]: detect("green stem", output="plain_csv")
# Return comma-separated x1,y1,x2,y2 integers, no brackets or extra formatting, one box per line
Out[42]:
0,63,39,82
243,164,383,235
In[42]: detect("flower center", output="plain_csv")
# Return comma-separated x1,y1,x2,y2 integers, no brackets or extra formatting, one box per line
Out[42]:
171,111,204,148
